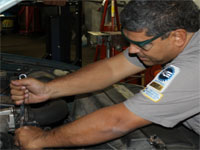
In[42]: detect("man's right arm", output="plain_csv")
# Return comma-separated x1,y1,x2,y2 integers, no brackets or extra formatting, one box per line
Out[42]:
10,53,144,104
46,53,145,99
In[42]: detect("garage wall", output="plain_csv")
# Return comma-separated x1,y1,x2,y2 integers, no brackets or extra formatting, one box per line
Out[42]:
83,1,126,30
82,1,126,44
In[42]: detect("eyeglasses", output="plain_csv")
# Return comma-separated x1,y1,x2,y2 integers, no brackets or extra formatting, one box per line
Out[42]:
121,29,164,51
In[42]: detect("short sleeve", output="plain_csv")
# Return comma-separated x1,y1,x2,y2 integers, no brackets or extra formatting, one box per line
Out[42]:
123,64,200,128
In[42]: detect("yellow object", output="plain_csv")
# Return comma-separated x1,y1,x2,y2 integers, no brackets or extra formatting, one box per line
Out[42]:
111,0,115,17
2,19,14,28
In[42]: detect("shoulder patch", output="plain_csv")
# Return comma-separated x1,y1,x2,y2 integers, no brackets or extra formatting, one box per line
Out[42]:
149,65,180,92
141,65,180,102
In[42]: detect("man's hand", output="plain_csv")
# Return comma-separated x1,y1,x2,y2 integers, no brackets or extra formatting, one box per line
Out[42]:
10,78,49,105
43,0,67,6
14,126,45,149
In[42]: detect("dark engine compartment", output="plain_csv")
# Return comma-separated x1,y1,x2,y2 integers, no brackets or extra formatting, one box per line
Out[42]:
0,53,199,150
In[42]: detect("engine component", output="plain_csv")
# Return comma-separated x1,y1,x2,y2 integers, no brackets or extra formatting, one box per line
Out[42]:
0,108,16,149
0,99,69,149
0,132,15,149
27,100,69,126
0,107,15,132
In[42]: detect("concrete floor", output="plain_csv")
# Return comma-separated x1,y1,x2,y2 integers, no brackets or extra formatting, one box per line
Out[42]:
1,32,96,67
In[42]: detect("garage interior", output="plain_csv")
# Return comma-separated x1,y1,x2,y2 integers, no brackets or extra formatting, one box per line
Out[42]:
0,0,200,149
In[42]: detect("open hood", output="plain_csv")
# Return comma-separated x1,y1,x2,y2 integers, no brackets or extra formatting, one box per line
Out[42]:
0,0,22,13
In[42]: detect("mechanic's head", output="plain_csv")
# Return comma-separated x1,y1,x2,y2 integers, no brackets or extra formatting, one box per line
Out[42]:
120,0,199,37
120,0,200,66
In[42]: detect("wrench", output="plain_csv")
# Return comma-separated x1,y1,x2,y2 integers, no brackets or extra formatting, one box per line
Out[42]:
18,74,27,127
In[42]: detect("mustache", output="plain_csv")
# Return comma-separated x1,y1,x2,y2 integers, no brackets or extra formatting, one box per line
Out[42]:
137,54,146,59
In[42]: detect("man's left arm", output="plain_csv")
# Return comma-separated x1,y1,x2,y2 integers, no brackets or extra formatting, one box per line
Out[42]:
15,103,151,149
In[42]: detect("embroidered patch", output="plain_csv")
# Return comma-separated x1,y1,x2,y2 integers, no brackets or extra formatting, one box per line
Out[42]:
149,65,180,92
142,65,180,102
142,87,163,102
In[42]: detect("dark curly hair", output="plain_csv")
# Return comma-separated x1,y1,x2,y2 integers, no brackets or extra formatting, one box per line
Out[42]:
120,0,200,37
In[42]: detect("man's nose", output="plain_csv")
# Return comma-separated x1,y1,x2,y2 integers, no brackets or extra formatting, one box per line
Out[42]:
129,44,141,54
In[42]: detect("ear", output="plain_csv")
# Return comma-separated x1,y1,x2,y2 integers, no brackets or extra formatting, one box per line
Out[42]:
171,29,187,47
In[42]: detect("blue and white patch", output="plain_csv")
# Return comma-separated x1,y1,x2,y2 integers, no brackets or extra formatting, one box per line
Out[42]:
158,67,175,82
142,65,180,102
151,65,180,92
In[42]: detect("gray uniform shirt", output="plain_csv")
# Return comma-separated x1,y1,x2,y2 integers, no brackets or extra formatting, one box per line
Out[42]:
123,30,200,135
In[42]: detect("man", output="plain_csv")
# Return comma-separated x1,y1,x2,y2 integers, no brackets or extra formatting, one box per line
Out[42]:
10,0,200,149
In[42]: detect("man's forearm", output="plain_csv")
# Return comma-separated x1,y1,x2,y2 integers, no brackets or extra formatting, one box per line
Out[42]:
46,53,144,99
46,59,114,99
36,103,151,148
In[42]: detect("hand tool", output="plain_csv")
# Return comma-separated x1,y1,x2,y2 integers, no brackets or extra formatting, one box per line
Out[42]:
18,74,27,127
